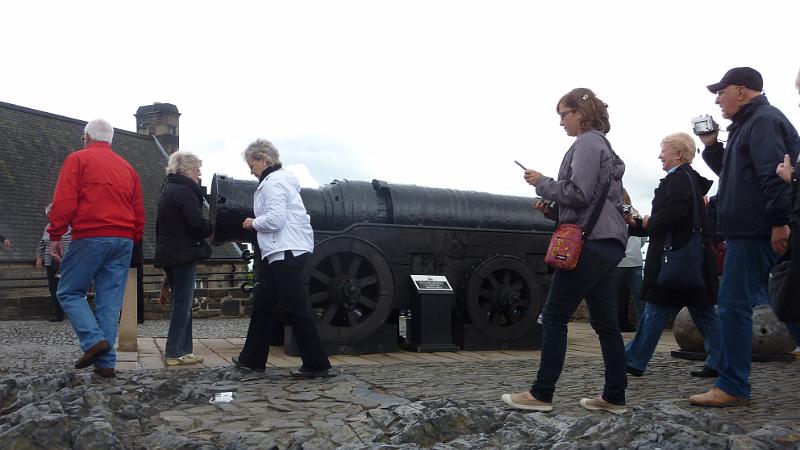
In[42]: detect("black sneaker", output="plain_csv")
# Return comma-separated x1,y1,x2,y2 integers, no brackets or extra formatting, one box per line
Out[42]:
689,366,718,378
48,316,64,322
231,357,265,373
289,367,335,379
626,366,643,377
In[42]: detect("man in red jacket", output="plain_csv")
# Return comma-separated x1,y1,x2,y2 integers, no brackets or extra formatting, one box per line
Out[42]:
48,119,145,378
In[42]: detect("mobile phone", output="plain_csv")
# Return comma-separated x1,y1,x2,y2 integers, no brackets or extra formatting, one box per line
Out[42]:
514,160,527,170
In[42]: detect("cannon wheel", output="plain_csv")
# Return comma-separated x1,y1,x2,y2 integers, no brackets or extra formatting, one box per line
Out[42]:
464,256,543,341
303,236,394,343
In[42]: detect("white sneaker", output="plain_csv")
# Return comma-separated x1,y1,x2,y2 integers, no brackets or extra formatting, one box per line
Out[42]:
501,391,553,412
580,396,627,414
165,353,204,366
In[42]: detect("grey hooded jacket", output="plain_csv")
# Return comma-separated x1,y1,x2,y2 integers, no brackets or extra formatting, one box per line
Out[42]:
534,130,628,248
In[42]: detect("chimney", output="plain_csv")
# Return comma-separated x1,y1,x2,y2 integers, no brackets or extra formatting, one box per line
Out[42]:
135,102,181,154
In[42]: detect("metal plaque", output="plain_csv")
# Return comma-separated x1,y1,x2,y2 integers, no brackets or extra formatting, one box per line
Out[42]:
410,275,453,293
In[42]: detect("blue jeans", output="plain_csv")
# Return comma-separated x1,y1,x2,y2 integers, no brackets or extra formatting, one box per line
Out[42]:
57,237,133,369
625,303,722,373
165,262,197,358
610,266,643,327
716,238,777,399
531,247,626,405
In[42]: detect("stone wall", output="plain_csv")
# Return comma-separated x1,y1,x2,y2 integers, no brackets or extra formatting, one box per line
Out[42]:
0,260,250,320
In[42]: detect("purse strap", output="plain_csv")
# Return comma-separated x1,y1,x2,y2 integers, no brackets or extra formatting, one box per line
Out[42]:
582,176,611,240
664,167,702,250
582,133,617,240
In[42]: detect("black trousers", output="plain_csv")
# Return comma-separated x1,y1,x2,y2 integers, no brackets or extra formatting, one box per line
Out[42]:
46,265,64,319
239,251,330,371
133,263,144,323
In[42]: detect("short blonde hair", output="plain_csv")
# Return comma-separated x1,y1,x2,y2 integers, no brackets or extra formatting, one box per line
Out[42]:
242,139,281,165
661,132,696,164
166,151,202,176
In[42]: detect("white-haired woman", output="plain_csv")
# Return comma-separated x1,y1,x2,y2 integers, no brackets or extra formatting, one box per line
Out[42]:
232,138,332,377
154,151,213,366
624,132,722,378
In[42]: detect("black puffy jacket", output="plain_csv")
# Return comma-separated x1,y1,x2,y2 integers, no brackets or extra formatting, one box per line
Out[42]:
153,174,213,269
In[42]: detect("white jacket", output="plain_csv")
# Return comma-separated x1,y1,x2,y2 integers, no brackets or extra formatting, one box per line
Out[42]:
253,169,314,261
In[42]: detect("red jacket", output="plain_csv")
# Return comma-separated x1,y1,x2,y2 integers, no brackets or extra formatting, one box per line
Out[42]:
48,142,145,242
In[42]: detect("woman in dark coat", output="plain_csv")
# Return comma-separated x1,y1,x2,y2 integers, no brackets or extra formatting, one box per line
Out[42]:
154,151,213,366
624,132,722,378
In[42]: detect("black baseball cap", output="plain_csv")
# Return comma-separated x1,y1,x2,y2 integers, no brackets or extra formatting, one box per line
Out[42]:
706,67,763,93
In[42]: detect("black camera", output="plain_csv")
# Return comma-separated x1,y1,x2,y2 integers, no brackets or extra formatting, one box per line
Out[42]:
691,115,717,135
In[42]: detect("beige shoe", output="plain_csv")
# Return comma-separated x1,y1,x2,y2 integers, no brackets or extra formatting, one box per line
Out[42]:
689,387,749,407
500,391,553,412
580,396,627,414
165,353,204,366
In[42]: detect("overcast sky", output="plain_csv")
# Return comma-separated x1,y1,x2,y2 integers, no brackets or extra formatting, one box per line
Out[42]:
3,1,799,216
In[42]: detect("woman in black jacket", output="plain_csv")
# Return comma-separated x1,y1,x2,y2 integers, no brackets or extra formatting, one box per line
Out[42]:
154,151,213,366
624,132,722,378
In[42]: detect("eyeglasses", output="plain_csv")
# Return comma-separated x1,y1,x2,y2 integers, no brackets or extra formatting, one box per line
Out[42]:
558,109,576,119
247,160,259,170
716,86,741,98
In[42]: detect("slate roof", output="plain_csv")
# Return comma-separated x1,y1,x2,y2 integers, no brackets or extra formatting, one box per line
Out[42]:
0,100,241,263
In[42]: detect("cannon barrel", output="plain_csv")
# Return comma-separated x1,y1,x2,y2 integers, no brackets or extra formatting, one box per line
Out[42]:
209,174,553,243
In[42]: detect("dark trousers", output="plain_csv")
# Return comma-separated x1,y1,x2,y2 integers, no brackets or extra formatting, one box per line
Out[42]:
239,251,330,371
133,263,144,323
46,265,64,319
531,247,627,405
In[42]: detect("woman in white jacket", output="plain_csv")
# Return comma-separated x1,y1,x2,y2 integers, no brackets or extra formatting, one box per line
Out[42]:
232,138,332,378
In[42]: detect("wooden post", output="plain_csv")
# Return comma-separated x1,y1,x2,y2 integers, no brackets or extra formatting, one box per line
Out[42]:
118,267,138,352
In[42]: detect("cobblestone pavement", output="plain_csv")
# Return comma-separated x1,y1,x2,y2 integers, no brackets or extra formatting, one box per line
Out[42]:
1,319,798,448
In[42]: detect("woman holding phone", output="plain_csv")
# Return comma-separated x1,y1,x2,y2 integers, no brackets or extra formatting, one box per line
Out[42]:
501,88,629,414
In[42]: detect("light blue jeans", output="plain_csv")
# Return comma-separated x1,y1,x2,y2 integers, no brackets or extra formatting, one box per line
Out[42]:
165,261,197,358
625,303,722,373
57,237,133,369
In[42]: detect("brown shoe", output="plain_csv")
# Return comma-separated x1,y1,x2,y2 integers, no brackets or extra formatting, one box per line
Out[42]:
92,367,116,378
689,387,749,407
74,340,111,369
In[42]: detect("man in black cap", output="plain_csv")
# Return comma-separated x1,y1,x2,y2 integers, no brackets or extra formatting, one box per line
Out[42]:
689,67,800,407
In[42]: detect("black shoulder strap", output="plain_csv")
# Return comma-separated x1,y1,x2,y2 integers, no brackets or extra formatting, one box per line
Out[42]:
582,133,616,240
663,168,702,249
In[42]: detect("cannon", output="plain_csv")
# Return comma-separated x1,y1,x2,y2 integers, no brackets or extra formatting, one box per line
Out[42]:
210,174,555,353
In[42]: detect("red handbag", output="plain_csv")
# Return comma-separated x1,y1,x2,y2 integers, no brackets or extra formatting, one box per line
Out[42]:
545,223,584,270
543,175,611,271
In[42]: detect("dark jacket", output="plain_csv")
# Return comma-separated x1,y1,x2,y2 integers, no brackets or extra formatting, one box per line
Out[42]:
630,164,718,307
702,95,800,237
153,174,213,269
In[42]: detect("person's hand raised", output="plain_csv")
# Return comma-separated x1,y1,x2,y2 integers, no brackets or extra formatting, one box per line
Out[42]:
776,154,794,184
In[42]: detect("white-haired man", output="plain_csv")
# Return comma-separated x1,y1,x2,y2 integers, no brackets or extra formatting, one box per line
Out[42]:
48,119,145,378
690,67,800,407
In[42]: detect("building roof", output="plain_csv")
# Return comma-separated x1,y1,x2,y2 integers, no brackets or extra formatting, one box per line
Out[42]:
0,100,240,263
